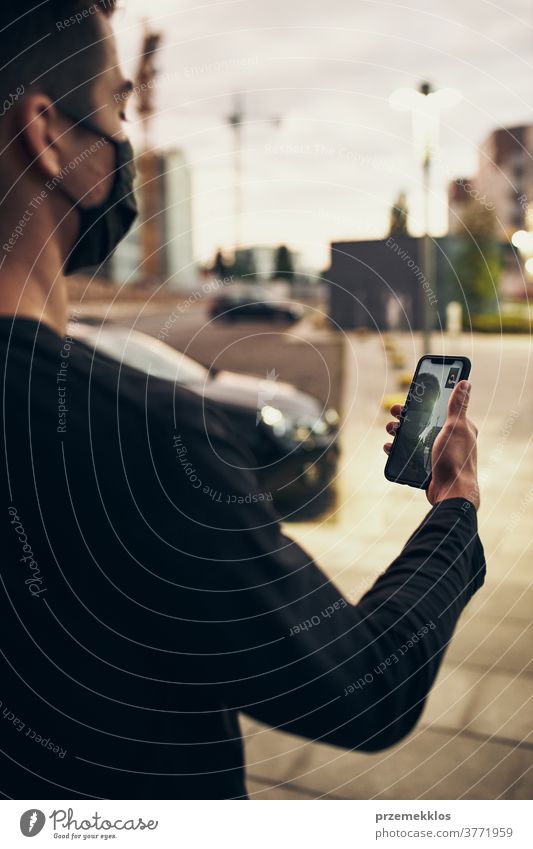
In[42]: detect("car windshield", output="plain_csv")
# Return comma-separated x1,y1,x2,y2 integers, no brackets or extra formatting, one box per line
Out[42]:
75,326,209,385
221,286,272,302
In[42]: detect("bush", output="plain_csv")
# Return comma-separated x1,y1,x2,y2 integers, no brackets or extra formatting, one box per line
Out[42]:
469,314,532,333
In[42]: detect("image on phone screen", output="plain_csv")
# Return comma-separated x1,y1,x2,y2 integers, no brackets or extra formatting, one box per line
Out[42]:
385,358,469,488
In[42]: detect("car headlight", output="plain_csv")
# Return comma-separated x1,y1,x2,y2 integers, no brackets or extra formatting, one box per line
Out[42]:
324,407,339,427
259,405,289,437
259,405,338,443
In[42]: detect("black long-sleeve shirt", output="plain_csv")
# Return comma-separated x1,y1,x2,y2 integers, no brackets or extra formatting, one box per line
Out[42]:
0,316,485,800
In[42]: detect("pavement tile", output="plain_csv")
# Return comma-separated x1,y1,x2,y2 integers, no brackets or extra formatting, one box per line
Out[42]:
468,583,533,623
443,617,533,675
241,716,533,799
246,778,317,800
422,665,533,742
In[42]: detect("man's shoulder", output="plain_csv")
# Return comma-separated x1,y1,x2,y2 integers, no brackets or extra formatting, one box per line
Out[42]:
72,340,210,423
70,339,229,441
0,322,236,458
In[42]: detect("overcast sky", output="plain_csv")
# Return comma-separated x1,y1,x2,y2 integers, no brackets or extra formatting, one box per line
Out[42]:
113,0,533,268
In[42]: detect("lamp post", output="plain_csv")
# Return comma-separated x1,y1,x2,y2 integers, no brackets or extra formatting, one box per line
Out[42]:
390,82,462,353
226,94,281,256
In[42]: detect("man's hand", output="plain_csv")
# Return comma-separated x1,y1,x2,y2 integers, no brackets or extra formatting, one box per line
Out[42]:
384,380,480,510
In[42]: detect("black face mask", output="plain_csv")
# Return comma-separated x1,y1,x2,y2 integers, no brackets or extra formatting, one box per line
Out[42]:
57,108,138,275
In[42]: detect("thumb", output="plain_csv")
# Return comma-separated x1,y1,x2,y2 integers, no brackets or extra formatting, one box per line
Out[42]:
447,380,471,420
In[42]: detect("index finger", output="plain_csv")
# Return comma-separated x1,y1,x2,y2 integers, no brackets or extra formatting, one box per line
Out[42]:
390,404,404,420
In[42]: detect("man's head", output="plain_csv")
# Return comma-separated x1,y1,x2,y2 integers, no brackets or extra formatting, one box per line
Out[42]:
0,1,137,286
0,2,122,119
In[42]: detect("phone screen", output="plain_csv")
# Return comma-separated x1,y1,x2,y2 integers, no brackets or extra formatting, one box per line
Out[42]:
385,357,467,488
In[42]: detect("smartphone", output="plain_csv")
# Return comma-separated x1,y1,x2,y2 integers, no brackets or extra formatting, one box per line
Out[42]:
384,355,471,489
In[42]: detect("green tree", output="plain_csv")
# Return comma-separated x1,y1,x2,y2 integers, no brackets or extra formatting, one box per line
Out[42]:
272,244,294,280
454,198,500,314
211,249,230,279
388,191,409,237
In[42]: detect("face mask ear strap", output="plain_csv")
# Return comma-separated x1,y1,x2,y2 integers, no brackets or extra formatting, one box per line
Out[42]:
55,105,114,145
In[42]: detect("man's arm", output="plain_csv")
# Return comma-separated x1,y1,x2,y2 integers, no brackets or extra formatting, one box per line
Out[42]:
150,381,484,753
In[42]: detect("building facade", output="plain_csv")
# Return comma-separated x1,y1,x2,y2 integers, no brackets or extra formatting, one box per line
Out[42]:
448,126,533,238
447,125,532,298
108,148,195,291
327,237,460,331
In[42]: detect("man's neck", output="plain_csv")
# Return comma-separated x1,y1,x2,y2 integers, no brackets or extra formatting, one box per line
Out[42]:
0,256,69,337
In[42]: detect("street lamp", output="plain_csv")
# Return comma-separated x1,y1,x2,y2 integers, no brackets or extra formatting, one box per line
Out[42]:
390,82,462,353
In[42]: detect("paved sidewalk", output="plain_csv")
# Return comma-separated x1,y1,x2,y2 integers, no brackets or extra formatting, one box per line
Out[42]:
241,331,533,799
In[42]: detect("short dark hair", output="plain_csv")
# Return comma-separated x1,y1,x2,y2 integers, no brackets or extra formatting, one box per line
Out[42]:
0,1,117,116
413,372,441,407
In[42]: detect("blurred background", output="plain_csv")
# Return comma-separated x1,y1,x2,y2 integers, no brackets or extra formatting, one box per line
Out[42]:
69,0,533,799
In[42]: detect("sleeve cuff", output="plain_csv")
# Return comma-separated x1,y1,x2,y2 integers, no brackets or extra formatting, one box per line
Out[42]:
406,496,486,596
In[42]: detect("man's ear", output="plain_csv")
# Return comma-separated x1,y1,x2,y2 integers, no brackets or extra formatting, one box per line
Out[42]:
16,94,65,181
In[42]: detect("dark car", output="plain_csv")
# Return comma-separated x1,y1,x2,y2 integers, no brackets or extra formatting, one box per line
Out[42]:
70,323,339,518
209,293,303,324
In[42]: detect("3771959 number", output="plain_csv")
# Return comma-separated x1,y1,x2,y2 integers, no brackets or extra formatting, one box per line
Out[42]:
460,827,513,838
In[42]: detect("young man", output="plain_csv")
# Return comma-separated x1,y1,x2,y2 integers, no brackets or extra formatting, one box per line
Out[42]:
0,2,484,800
